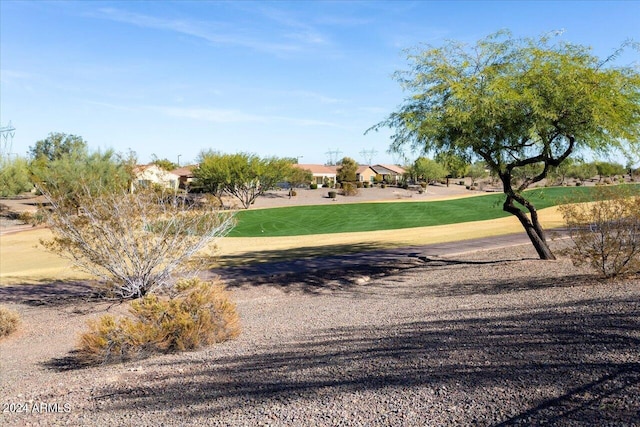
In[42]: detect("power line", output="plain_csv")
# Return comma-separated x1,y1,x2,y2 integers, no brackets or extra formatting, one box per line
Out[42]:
325,148,343,165
359,149,378,165
0,121,16,157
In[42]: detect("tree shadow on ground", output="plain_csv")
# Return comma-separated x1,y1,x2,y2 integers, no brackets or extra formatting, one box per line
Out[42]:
41,350,97,371
211,243,587,297
214,241,395,268
0,279,103,307
78,296,640,425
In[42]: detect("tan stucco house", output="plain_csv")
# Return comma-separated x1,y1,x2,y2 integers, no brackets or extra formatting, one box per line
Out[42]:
356,165,377,183
131,164,180,192
294,164,337,187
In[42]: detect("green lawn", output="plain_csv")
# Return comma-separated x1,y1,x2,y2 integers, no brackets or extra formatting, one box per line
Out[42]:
229,185,629,238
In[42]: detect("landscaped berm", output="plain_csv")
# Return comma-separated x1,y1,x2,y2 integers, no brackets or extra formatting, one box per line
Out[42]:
1,186,639,425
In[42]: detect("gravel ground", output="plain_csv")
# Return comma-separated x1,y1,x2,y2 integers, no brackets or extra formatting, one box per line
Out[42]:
1,242,640,426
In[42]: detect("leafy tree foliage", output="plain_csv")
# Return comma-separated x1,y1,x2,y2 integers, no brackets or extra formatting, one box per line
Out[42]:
434,152,469,178
413,157,448,184
0,156,33,196
31,149,133,208
29,132,87,161
194,151,293,209
151,154,179,172
467,162,489,184
595,161,626,180
336,157,358,183
567,161,598,182
370,30,640,259
287,166,313,194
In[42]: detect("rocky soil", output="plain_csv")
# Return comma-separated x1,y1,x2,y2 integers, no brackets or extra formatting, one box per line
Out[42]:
1,242,639,426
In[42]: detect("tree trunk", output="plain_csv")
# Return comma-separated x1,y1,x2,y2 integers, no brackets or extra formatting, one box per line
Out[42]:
503,197,556,260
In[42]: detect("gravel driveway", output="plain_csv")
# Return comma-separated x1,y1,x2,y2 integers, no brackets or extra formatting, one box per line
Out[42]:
1,241,639,426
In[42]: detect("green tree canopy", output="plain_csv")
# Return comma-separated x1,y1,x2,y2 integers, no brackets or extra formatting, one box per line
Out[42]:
194,152,293,209
413,157,448,184
594,161,626,179
468,162,489,184
151,154,179,172
286,166,313,189
567,161,598,182
0,156,33,197
29,132,87,161
31,149,133,208
434,152,469,178
370,30,640,259
336,157,358,183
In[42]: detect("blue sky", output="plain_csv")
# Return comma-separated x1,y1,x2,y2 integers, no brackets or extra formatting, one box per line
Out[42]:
1,1,638,166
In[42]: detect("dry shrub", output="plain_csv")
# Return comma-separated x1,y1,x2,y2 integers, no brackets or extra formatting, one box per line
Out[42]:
559,185,640,278
341,182,359,196
78,278,240,363
40,186,235,299
0,306,20,338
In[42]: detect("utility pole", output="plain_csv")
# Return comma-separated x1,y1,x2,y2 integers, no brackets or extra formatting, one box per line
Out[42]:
359,149,378,165
325,148,342,166
0,121,16,158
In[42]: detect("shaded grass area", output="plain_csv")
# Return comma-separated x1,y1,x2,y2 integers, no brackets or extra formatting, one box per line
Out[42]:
230,186,598,237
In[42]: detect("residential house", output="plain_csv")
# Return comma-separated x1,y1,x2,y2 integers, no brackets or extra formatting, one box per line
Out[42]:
356,165,377,183
294,164,336,187
371,164,406,184
171,165,198,190
131,164,180,192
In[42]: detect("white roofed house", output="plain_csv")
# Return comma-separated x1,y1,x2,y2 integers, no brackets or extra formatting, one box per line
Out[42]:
130,164,180,193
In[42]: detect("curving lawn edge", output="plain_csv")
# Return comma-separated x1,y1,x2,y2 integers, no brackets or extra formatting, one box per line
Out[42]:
0,206,565,284
229,186,593,237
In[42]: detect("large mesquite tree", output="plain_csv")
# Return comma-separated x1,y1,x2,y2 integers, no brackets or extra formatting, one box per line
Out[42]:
370,30,640,259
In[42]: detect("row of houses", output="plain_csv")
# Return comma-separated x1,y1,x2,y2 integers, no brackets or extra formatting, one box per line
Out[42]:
294,164,405,187
131,163,406,192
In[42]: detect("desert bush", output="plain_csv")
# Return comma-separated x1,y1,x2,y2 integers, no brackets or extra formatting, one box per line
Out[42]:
39,185,235,299
78,278,240,363
0,306,20,338
328,190,337,199
0,156,33,197
310,183,318,189
356,181,363,188
341,182,359,196
559,185,640,278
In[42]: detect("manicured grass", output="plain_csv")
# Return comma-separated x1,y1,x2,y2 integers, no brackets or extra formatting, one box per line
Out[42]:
230,185,606,238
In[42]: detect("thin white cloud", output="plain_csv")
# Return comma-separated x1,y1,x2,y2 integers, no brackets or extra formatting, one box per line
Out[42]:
95,7,323,55
288,90,346,105
255,6,329,46
153,105,346,128
155,106,268,124
0,69,36,93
